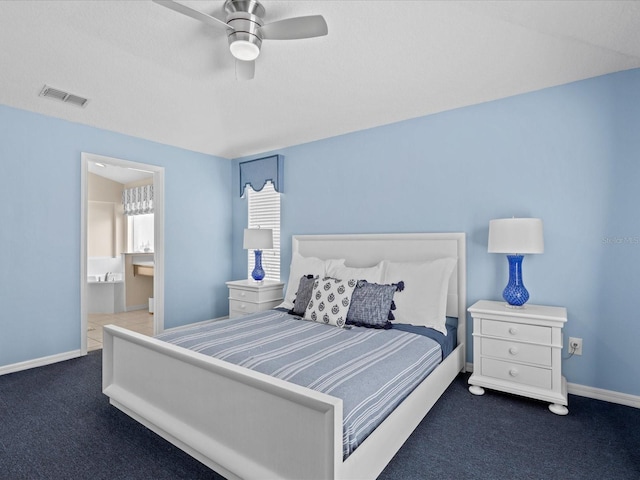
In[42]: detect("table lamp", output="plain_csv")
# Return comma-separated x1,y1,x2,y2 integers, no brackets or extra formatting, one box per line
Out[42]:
488,218,544,307
243,228,273,282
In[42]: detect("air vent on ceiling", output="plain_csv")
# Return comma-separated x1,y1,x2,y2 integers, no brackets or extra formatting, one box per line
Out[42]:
39,85,89,108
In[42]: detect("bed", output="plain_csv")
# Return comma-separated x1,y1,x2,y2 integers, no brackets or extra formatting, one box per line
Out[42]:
102,232,466,479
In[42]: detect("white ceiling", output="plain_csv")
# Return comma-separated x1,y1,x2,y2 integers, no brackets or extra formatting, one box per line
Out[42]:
1,1,639,159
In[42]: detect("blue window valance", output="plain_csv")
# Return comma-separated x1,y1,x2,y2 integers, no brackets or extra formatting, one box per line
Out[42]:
239,155,283,197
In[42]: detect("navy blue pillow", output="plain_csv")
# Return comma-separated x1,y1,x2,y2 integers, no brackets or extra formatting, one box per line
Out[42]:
289,275,318,316
346,280,404,329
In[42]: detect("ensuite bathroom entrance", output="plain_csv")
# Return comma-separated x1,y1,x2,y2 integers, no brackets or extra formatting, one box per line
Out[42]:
81,153,165,353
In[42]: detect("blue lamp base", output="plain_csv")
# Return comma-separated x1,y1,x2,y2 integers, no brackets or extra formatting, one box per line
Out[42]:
251,249,266,282
502,254,529,307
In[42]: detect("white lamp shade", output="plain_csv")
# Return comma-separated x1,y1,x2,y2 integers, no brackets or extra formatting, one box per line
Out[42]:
243,228,273,250
488,218,544,254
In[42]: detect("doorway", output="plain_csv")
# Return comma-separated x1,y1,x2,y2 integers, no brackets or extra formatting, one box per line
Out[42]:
80,153,165,354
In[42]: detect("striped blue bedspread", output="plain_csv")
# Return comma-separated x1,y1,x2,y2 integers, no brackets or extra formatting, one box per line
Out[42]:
156,310,442,458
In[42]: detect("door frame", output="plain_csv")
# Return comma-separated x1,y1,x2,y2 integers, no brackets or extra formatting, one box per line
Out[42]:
80,152,165,354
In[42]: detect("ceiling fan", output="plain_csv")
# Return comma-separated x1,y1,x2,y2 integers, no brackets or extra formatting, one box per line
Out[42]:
153,0,328,80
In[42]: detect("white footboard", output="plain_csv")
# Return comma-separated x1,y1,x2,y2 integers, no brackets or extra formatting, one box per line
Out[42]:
103,325,464,480
102,325,343,480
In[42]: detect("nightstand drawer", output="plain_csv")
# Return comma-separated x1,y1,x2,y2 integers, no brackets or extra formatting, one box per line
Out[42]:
481,337,552,366
481,358,552,390
229,299,261,315
228,286,283,303
481,319,551,344
228,288,261,303
229,298,282,318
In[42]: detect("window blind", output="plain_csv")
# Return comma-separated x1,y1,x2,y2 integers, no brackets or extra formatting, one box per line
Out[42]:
247,182,280,281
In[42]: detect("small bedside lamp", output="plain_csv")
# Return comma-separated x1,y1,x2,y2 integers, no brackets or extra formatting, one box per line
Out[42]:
244,228,273,282
488,218,544,307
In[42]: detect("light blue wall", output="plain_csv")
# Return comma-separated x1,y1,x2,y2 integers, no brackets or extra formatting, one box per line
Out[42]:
0,105,232,367
232,69,640,397
3,68,638,397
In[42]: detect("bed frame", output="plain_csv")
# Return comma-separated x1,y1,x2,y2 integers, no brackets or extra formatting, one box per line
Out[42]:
103,233,466,479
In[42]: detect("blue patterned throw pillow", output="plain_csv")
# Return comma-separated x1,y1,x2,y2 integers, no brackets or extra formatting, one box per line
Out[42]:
304,277,357,328
346,280,404,329
289,275,318,316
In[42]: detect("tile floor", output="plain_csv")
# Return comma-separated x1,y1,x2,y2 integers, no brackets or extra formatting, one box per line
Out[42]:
87,309,154,351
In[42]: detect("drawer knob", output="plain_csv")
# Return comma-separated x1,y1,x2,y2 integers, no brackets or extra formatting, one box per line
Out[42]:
508,346,519,356
509,368,518,377
508,327,518,335
240,304,246,309
240,291,246,297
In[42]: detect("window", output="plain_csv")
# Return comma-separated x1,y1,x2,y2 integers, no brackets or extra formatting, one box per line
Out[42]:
127,213,154,252
247,181,280,281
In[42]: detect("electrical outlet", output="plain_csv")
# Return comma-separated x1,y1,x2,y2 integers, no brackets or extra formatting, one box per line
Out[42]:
569,337,583,356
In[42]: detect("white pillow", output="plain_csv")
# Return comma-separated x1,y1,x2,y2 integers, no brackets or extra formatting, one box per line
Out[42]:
326,262,384,283
279,253,345,310
382,258,457,335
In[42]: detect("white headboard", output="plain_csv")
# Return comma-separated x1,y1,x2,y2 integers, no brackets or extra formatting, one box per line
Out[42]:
292,233,466,351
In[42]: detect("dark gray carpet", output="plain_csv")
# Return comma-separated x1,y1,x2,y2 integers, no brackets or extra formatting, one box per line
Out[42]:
1,351,638,479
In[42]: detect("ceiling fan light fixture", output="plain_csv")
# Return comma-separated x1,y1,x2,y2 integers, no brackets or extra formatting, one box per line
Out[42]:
155,0,328,80
230,39,260,61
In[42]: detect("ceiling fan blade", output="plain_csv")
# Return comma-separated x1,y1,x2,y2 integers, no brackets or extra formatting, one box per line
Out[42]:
260,15,328,40
153,0,233,31
236,60,255,81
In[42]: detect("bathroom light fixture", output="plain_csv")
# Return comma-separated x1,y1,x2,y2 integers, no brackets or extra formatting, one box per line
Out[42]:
94,163,106,168
243,228,273,282
488,217,544,307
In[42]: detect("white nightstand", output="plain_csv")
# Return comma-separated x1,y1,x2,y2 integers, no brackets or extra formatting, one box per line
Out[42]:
226,279,284,319
468,300,569,415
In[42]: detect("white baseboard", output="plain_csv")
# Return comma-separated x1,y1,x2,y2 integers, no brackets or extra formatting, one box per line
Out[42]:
465,362,639,409
567,382,640,409
0,317,226,376
0,350,83,376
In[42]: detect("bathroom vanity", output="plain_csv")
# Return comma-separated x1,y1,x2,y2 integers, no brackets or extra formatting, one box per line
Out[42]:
124,253,154,311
